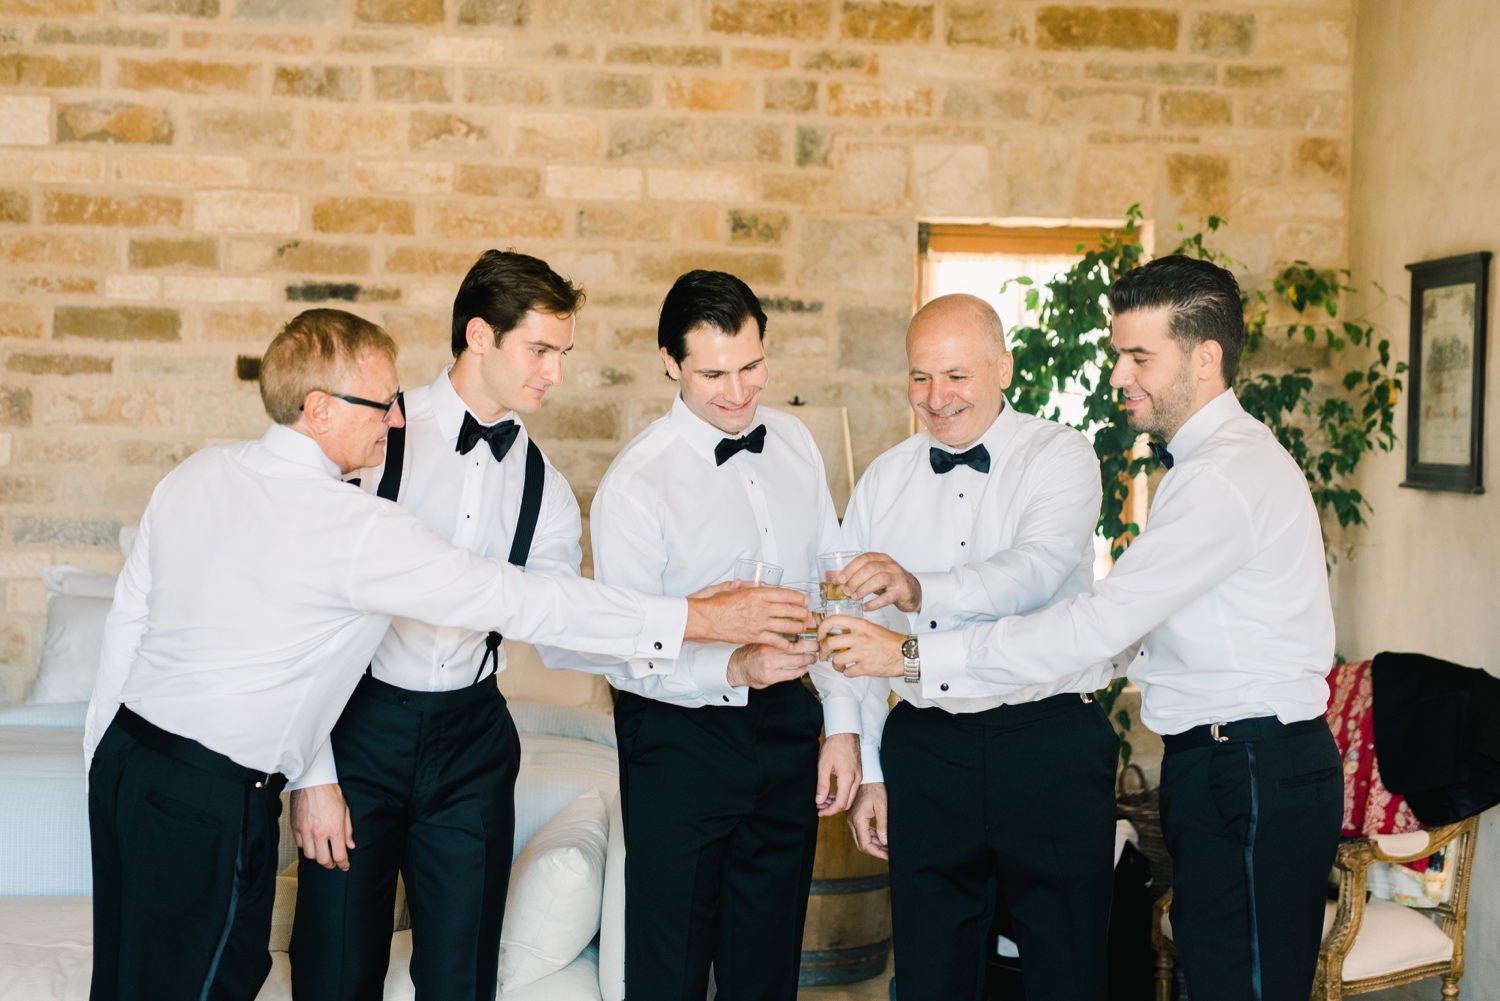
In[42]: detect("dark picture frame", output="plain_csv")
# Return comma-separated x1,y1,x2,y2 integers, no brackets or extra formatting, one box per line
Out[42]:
1402,252,1490,494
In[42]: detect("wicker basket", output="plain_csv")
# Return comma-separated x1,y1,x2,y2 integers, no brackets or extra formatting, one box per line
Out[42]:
1116,763,1173,900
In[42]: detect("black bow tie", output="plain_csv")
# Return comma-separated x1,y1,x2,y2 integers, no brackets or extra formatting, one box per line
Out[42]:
714,424,766,466
929,444,991,475
1149,441,1174,470
457,412,519,463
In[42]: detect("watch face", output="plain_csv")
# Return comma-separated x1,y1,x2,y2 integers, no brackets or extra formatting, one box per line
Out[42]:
901,637,919,660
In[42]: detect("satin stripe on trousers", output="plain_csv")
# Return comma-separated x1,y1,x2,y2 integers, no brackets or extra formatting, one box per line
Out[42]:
1159,718,1342,1001
614,681,824,1001
290,675,520,1001
88,716,284,1001
882,695,1120,1001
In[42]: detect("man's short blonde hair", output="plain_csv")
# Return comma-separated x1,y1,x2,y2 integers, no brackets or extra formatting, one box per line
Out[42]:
260,309,398,425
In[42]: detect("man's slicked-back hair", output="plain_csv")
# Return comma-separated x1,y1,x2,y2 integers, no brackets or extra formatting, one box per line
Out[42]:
261,308,397,425
657,269,768,365
450,249,585,358
1108,255,1245,384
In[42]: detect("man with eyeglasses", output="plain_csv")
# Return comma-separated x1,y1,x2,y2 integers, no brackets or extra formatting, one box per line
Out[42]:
82,307,812,1001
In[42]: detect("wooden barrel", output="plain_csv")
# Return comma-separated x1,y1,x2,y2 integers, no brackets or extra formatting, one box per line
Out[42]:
798,807,892,986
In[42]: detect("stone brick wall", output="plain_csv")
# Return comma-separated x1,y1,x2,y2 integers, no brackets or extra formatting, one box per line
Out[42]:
0,0,1351,702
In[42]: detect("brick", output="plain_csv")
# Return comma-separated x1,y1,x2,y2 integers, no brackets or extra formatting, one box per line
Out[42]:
634,250,784,286
946,4,1026,48
0,234,115,268
1293,137,1344,179
239,0,340,20
1244,93,1344,131
273,65,361,101
1274,222,1341,263
607,118,695,162
727,209,788,245
457,0,528,26
1086,61,1216,85
827,82,931,117
8,353,112,376
0,304,45,340
374,66,452,103
608,44,721,67
44,389,173,427
562,72,652,110
410,111,492,150
525,402,620,442
793,125,831,166
55,306,181,343
799,219,910,290
0,53,99,88
162,276,277,302
913,143,991,215
732,48,791,70
35,25,168,47
189,108,295,149
709,1,830,40
10,275,100,296
13,516,119,548
384,246,479,274
118,58,258,95
0,152,104,188
647,168,756,202
840,1,931,43
511,41,595,62
355,161,453,194
272,240,369,273
576,204,673,241
182,30,317,54
799,50,877,74
304,110,401,153
512,113,601,159
455,164,541,198
1223,65,1285,88
194,190,299,234
1003,133,1077,216
1261,13,1350,62
835,143,907,212
333,34,415,54
1042,86,1149,126
57,101,173,145
130,237,218,270
0,191,27,225
1074,146,1157,217
425,37,508,63
759,171,833,204
45,192,182,228
664,77,755,112
104,275,159,300
285,282,398,303
462,69,548,105
1166,152,1230,216
1191,12,1254,57
765,78,818,113
545,166,642,200
1160,91,1232,128
535,0,686,33
705,120,784,164
0,97,51,146
355,0,444,23
942,84,1028,120
118,154,251,188
428,202,564,239
312,197,414,235
1036,6,1178,51
836,304,906,372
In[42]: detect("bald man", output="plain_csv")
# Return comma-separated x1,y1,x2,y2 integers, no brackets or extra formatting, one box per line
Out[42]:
835,295,1119,1000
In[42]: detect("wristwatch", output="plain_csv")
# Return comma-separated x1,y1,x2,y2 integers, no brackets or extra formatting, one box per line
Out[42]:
901,635,921,684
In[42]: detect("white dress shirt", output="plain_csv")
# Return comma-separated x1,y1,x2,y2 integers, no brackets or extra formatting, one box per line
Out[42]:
843,400,1111,781
920,389,1336,735
581,395,865,736
83,422,688,784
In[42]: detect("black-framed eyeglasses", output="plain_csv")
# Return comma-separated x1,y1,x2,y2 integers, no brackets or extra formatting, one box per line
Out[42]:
305,390,402,418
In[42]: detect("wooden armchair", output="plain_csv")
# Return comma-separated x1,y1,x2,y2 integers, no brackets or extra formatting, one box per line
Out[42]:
1151,816,1479,1000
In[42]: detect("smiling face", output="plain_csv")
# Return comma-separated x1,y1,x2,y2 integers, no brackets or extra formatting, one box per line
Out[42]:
451,309,574,423
662,317,767,435
315,349,405,473
1108,306,1202,441
906,297,1013,450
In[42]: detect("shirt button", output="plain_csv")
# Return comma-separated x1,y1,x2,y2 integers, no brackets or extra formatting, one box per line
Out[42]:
722,695,730,702
654,641,663,650
959,493,964,498
960,541,966,546
940,683,949,692
648,662,654,670
929,620,937,629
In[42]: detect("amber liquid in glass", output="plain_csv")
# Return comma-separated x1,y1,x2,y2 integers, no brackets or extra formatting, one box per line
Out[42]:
820,580,849,602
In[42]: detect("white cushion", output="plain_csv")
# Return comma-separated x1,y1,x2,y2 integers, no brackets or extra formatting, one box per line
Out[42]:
0,897,92,1001
378,932,602,1001
25,568,117,706
498,788,608,993
0,703,88,728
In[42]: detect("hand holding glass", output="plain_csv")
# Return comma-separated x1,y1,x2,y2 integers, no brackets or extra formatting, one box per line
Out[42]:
734,558,784,588
816,551,860,602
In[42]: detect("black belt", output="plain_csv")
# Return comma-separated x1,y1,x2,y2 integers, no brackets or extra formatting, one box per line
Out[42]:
1163,715,1329,753
116,706,286,792
907,690,1098,729
353,671,503,712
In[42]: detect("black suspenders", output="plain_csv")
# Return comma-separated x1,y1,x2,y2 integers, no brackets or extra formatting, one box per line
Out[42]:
376,406,547,685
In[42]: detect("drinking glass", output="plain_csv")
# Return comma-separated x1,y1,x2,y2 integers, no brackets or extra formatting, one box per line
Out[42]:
820,598,865,659
734,558,783,587
784,581,822,642
816,551,860,602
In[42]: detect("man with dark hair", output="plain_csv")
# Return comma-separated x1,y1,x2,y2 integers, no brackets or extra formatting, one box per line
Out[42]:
579,269,865,1000
822,255,1342,1001
84,307,808,1001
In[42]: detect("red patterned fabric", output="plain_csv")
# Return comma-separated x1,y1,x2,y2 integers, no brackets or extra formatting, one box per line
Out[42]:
1324,659,1423,838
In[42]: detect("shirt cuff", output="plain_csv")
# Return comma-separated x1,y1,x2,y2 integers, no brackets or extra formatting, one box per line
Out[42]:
918,628,971,701
287,740,339,791
860,740,885,784
913,571,957,630
690,644,746,706
637,594,687,660
820,694,861,737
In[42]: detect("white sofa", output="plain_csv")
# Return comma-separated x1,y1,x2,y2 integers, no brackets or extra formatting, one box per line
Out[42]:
0,699,627,1001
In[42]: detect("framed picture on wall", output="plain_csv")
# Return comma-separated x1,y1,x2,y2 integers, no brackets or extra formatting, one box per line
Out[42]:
1402,252,1490,493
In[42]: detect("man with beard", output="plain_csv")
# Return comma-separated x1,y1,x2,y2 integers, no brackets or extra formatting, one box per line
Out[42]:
820,255,1342,1001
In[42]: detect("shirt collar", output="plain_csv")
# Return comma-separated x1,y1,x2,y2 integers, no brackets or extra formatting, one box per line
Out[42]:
430,366,515,444
1165,388,1242,464
261,423,343,480
926,397,1017,462
669,393,758,466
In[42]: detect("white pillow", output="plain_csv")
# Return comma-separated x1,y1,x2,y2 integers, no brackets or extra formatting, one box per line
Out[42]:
498,787,609,993
25,566,117,705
